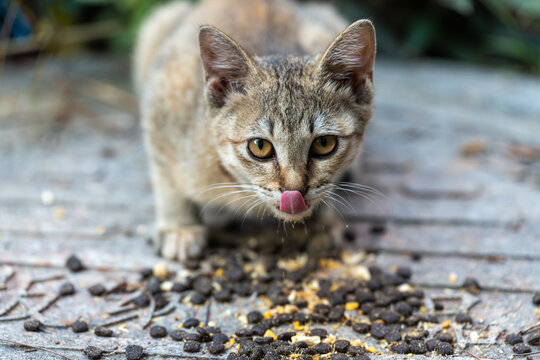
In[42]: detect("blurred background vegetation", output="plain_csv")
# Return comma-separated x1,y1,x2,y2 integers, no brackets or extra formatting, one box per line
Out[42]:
1,0,539,75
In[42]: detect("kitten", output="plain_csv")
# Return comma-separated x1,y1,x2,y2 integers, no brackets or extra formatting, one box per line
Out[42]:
134,0,376,261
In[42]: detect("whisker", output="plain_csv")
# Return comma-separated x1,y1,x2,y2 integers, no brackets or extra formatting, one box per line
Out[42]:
213,194,259,218
335,187,387,214
232,195,260,218
320,198,346,222
197,183,256,195
321,189,356,213
241,199,264,229
336,182,388,199
200,189,257,213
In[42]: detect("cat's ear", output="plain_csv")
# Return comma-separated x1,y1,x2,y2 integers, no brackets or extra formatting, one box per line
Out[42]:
199,25,256,108
316,20,376,103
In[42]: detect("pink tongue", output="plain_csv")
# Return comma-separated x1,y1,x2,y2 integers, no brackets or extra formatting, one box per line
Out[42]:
280,190,308,214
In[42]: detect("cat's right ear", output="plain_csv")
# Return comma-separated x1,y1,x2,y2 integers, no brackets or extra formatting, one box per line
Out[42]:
199,26,256,108
316,20,376,104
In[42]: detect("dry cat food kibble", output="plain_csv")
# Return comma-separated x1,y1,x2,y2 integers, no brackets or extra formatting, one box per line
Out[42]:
59,282,76,296
33,246,483,358
149,325,168,338
66,254,84,272
170,329,187,341
88,283,107,296
184,340,201,352
23,319,42,332
71,319,89,333
83,345,103,360
533,292,540,306
125,345,144,360
183,317,200,328
506,333,523,345
207,341,226,354
527,331,540,346
94,326,113,337
513,343,532,354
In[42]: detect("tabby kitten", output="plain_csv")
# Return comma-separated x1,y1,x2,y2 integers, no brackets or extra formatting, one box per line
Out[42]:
135,0,376,261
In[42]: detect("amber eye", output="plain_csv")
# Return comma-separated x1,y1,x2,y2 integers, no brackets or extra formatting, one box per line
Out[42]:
248,139,274,159
311,135,337,157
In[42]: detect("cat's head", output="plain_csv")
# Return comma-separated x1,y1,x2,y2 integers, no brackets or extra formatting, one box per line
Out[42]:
199,20,376,222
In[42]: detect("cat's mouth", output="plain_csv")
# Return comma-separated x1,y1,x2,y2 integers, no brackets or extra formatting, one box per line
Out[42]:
268,190,315,222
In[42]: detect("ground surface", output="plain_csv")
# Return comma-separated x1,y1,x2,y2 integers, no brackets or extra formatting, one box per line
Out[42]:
0,55,539,359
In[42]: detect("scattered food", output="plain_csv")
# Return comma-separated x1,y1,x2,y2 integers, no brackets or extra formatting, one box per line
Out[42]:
506,333,523,345
207,341,226,354
513,343,532,354
455,312,473,324
59,282,76,296
183,318,200,328
184,340,201,353
436,341,454,355
149,325,168,338
94,326,113,337
533,292,540,306
88,284,107,296
526,330,540,346
125,344,144,360
23,319,42,332
66,254,84,272
72,320,89,333
461,276,481,294
83,345,103,359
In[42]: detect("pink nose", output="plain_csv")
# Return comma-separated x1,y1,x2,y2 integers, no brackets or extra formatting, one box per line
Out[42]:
280,190,308,214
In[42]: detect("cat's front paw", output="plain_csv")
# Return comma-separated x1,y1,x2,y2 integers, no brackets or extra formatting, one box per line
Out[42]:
156,226,207,262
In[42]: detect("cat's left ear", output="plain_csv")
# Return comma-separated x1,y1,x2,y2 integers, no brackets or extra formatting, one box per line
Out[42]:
316,20,376,103
199,25,257,108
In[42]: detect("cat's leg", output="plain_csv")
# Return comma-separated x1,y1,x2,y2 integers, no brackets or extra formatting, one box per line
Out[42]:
148,158,206,262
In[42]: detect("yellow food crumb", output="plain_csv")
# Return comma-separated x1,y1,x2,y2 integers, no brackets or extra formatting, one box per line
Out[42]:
264,329,277,341
345,302,359,310
215,268,224,277
442,320,451,329
366,346,377,353
52,206,65,220
320,258,340,270
294,321,305,331
153,262,169,279
264,311,271,319
449,272,458,284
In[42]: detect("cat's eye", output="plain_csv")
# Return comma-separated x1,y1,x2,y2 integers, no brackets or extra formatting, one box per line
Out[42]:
311,135,337,157
248,138,274,159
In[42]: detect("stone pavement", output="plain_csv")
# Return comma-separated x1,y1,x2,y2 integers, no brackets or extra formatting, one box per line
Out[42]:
0,55,539,359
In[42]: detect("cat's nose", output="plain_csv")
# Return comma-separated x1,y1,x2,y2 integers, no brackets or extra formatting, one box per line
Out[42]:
280,190,308,214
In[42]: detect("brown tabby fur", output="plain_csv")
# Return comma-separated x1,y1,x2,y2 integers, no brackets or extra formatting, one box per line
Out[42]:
134,0,376,261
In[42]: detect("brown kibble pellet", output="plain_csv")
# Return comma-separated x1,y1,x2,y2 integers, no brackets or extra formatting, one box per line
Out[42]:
24,319,42,332
84,345,103,359
184,340,201,352
72,319,89,333
125,345,144,360
66,254,84,272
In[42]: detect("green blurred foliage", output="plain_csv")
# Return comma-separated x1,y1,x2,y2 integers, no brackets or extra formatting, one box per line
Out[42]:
335,0,540,74
13,0,540,74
